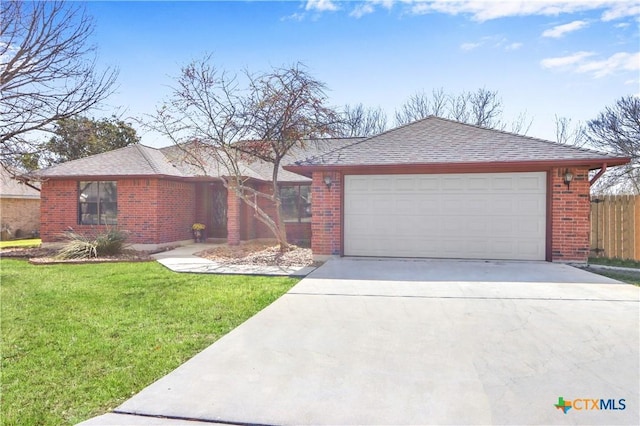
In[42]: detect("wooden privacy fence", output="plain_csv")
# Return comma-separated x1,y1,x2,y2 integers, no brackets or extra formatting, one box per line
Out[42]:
590,195,640,260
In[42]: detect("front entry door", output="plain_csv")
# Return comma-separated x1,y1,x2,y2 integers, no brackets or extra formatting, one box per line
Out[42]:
209,183,227,238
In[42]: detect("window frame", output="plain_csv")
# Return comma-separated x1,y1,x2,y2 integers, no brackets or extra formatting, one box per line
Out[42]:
278,183,311,223
78,181,118,225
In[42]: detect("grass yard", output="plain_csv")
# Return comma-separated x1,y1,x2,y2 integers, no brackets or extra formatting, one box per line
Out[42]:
587,268,640,286
0,259,298,425
0,238,41,249
588,257,640,269
587,257,640,286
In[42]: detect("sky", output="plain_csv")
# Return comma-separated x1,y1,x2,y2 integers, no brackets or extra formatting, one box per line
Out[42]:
83,0,640,147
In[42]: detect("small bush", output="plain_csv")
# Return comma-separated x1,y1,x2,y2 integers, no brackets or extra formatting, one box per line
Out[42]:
56,229,129,259
95,229,128,255
56,232,97,259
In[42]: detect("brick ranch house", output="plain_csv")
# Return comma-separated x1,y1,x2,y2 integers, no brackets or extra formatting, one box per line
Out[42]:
33,117,629,263
32,137,360,249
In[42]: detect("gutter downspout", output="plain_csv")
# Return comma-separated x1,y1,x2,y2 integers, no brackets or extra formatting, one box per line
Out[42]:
590,163,607,186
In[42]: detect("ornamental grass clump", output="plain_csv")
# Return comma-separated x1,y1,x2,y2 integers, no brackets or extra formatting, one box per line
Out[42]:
56,229,129,259
95,228,128,255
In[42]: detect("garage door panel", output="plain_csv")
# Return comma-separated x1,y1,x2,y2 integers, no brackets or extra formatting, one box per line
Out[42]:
442,177,466,190
517,175,546,190
344,173,546,261
394,177,417,191
417,177,440,191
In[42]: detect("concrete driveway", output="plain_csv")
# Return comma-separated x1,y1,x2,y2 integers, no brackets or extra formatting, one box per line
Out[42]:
82,259,639,425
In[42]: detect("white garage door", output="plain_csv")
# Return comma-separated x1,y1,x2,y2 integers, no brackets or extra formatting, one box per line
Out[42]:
344,173,546,260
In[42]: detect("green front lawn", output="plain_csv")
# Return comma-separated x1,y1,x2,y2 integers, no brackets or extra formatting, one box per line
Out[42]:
587,268,640,286
588,257,640,269
0,259,298,425
0,238,41,248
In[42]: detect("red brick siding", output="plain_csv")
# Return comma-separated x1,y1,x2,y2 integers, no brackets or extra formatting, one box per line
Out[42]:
227,187,241,245
155,180,195,243
194,183,208,228
550,167,591,262
285,221,312,246
310,171,341,256
40,179,78,242
41,178,195,244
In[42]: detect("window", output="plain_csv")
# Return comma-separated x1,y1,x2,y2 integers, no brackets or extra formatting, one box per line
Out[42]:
78,181,117,225
279,184,311,223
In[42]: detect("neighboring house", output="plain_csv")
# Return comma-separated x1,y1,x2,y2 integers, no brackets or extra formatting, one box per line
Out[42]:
32,138,360,249
1,168,41,240
33,117,629,263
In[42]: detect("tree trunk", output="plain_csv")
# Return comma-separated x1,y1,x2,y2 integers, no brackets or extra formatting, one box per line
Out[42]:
271,159,289,252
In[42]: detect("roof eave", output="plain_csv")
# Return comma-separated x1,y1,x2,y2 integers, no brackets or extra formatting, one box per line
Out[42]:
284,157,631,177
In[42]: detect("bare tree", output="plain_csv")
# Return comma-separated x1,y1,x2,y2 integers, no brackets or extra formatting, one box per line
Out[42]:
394,88,530,134
468,88,502,128
586,95,640,194
448,91,471,123
151,58,339,250
338,103,388,137
394,88,447,125
0,0,117,173
554,115,587,147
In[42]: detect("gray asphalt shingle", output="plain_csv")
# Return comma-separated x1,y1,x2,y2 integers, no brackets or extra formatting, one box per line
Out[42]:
33,144,186,178
293,116,626,167
33,138,362,181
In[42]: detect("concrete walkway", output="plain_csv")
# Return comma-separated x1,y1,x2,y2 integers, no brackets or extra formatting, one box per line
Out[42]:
80,258,639,425
152,243,316,277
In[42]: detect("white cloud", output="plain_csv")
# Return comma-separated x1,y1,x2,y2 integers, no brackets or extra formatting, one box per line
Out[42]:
305,0,339,13
542,20,589,38
460,42,482,51
541,51,595,68
601,3,640,21
408,1,620,22
350,3,375,18
318,1,638,23
281,12,306,22
505,42,523,51
541,51,640,78
576,51,640,77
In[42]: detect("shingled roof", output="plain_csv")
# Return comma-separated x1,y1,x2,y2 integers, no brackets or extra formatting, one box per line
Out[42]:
33,144,186,179
288,116,629,171
33,138,362,181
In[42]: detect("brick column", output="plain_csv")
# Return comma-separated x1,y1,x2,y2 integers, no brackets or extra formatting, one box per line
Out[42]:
226,186,241,246
311,171,342,259
550,167,591,262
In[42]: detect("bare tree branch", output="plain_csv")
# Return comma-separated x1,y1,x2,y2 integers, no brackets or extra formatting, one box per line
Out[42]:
336,103,388,137
148,58,339,250
586,95,640,194
394,87,528,134
0,0,117,173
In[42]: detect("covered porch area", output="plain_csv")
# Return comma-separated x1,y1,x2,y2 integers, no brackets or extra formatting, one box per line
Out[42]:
193,180,311,247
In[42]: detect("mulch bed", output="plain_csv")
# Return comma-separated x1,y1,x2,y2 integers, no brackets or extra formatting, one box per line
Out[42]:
197,241,318,268
2,242,317,268
1,247,154,264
